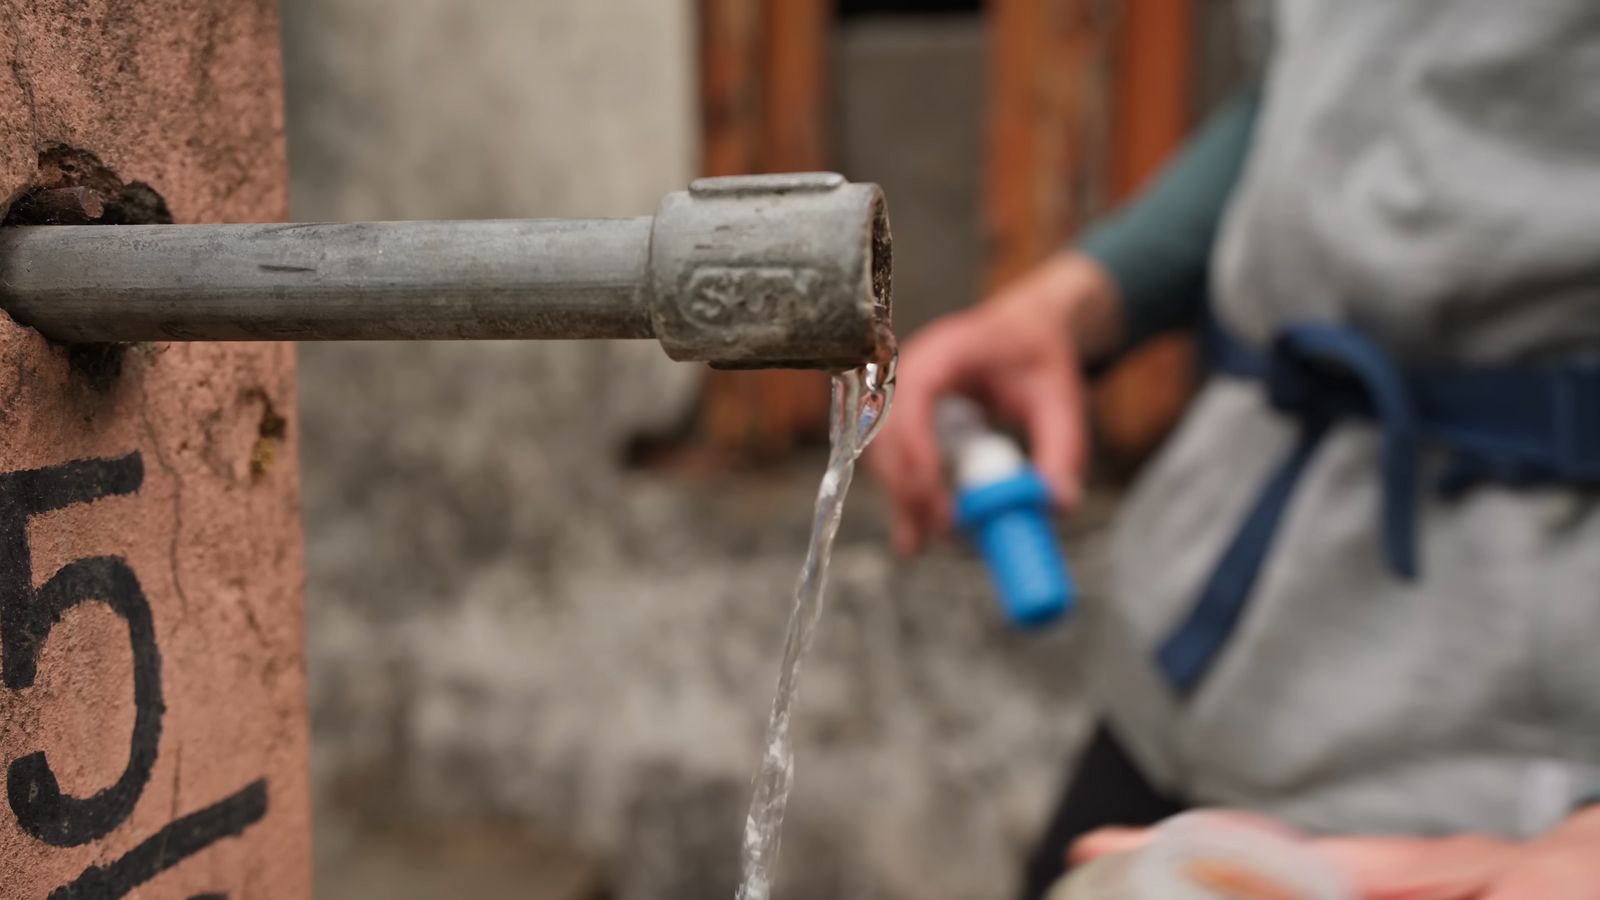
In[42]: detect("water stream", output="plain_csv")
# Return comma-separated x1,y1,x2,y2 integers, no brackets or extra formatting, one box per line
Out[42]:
734,360,895,900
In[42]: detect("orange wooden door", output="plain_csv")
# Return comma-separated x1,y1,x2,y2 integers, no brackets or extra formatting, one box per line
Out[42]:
694,0,1199,463
1091,0,1198,469
984,0,1110,289
984,0,1196,471
696,0,833,459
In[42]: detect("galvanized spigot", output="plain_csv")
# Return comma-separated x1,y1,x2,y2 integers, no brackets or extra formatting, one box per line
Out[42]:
0,172,893,370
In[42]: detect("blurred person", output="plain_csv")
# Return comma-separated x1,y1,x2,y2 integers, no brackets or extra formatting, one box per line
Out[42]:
868,2,1600,898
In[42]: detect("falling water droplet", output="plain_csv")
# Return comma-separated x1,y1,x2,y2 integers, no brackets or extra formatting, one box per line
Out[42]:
733,351,896,900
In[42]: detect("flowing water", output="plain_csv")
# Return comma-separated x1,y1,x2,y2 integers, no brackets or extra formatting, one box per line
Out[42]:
734,360,895,900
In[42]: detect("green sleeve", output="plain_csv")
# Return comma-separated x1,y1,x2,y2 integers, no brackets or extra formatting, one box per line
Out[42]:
1075,88,1261,351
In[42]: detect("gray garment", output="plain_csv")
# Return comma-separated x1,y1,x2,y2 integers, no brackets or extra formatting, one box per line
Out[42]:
1093,0,1600,838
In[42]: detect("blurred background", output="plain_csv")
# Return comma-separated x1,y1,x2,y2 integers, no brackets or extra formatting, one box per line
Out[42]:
280,1,1257,898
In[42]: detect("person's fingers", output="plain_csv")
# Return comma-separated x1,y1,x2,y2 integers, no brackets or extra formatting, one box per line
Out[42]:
927,487,953,541
1068,827,1156,866
986,357,1086,510
885,415,941,554
869,435,932,557
1071,826,1509,900
1482,809,1600,900
1481,850,1600,900
887,491,921,557
1020,364,1087,509
875,324,972,556
865,433,912,546
1067,812,1305,866
868,299,1080,554
1314,835,1515,900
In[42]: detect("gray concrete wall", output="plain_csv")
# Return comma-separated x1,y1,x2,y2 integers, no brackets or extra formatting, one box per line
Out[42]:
283,6,1097,899
283,1,696,222
833,17,986,338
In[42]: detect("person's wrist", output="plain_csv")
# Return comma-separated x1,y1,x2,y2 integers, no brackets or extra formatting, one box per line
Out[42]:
1046,253,1123,362
987,252,1123,361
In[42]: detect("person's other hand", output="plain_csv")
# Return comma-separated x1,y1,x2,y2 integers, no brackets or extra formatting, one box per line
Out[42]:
1071,806,1600,899
866,252,1121,556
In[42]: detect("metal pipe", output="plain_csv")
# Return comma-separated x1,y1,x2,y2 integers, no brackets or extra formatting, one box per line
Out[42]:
0,218,656,343
0,173,894,370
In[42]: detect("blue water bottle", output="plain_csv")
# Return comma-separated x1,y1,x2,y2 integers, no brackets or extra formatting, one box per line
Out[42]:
938,396,1074,628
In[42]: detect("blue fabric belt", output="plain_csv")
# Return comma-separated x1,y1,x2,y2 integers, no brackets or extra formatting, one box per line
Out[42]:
1157,322,1600,694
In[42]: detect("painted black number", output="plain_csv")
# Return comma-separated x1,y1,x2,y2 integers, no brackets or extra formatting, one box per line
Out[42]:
0,454,160,846
1,453,271,898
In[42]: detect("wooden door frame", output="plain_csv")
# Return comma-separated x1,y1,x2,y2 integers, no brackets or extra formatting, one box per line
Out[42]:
985,0,1196,467
696,0,833,458
1092,0,1197,467
694,0,1198,462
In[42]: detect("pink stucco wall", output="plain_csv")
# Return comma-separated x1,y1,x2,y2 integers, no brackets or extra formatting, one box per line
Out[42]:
0,2,310,896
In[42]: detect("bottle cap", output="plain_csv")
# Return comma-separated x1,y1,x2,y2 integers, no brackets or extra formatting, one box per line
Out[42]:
955,470,1073,627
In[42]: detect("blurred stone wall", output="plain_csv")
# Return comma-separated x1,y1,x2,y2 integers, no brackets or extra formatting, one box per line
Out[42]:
833,16,986,338
283,4,1095,899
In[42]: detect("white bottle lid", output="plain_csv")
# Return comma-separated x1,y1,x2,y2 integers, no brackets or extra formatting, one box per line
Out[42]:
955,433,1026,488
936,396,1026,488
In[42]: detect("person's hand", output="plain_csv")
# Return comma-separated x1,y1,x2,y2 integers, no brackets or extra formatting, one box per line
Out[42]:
1071,806,1600,899
866,252,1121,556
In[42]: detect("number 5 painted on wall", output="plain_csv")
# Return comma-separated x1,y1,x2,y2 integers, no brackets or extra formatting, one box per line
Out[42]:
0,452,162,847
